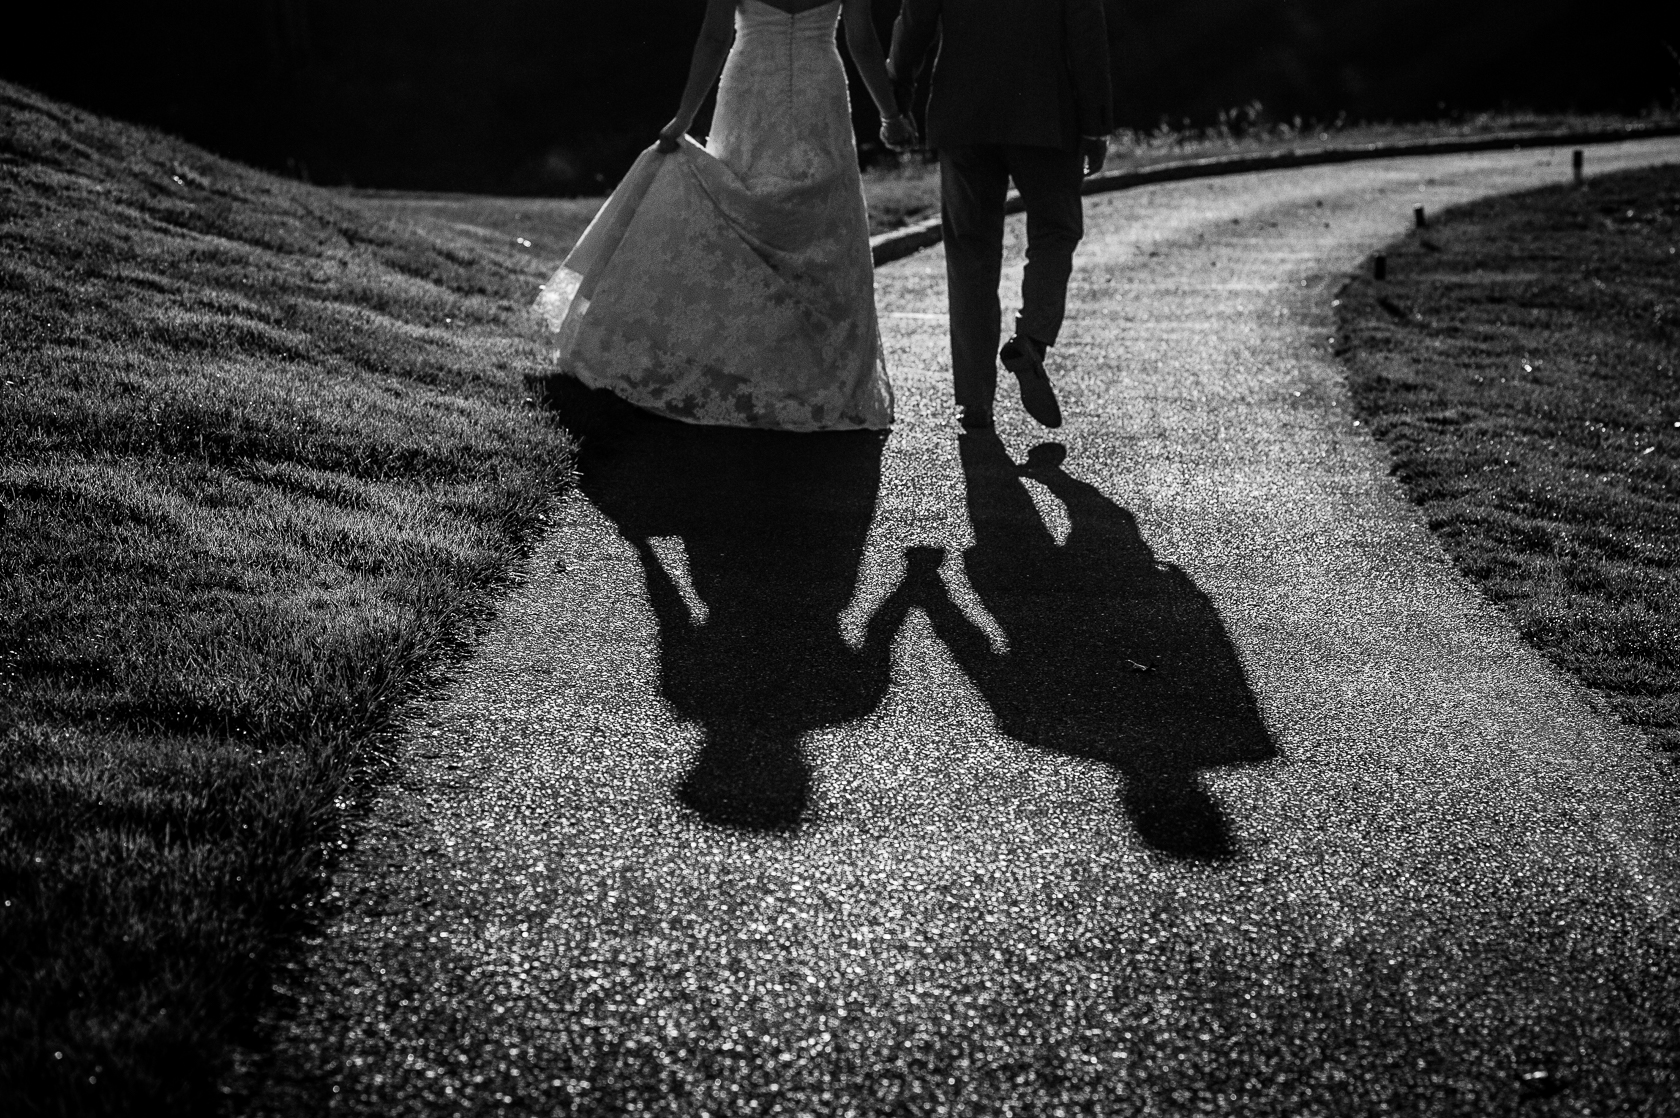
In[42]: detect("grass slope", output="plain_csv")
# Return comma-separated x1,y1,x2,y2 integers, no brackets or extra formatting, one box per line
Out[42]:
0,81,572,1113
340,189,600,273
1338,163,1680,755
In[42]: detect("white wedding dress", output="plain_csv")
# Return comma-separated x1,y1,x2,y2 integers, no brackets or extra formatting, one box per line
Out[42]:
535,0,894,431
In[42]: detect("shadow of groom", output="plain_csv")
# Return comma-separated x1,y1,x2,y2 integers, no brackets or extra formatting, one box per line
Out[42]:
560,386,923,832
913,436,1276,861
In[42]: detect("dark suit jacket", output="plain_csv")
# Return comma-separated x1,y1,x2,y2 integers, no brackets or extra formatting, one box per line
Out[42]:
888,0,1113,151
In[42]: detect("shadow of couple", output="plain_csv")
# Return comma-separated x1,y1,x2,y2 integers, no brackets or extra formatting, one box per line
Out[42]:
546,380,1274,862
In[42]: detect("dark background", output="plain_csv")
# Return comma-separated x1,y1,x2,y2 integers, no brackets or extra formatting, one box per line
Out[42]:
3,0,1676,194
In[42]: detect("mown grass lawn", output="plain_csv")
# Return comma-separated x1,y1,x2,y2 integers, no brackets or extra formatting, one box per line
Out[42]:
0,81,573,1113
1338,163,1680,755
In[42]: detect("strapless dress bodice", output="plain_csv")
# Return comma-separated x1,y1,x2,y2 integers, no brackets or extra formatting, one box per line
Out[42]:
709,0,852,191
733,0,843,43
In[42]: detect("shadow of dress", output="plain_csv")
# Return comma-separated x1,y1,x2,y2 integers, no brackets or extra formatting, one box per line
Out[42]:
575,412,923,830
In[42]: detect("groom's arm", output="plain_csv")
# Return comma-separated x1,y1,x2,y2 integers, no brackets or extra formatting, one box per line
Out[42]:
887,0,942,102
1065,0,1114,140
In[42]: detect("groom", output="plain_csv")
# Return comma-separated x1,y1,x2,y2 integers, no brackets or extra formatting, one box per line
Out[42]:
886,0,1113,430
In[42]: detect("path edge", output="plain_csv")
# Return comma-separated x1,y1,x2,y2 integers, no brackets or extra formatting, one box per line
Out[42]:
869,121,1680,267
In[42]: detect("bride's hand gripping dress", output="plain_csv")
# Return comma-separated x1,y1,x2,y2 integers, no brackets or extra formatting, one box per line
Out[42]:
534,0,896,432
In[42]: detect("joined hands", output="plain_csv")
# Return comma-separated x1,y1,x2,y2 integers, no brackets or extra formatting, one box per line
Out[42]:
880,113,918,152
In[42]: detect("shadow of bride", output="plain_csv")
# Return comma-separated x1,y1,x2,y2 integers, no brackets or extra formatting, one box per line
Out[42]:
550,380,922,832
913,435,1276,861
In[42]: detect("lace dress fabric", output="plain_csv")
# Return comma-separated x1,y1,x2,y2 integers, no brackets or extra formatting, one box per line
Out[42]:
534,0,893,431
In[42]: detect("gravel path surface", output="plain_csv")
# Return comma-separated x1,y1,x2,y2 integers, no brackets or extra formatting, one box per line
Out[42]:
254,139,1680,1116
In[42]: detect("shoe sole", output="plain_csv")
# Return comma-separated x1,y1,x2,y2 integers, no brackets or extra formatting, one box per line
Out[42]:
1001,351,1063,428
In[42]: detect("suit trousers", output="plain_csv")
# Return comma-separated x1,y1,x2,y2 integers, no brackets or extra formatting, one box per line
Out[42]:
939,144,1085,409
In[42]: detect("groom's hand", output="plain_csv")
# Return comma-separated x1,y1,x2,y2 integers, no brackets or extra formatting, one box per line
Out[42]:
1081,135,1108,176
880,113,918,152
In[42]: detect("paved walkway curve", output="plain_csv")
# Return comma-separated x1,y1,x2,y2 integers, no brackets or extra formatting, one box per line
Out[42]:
255,139,1680,1117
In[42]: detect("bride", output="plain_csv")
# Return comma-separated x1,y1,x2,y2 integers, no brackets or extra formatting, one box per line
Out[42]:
535,0,914,432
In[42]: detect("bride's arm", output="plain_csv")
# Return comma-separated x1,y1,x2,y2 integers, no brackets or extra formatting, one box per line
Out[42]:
841,0,911,144
658,0,737,151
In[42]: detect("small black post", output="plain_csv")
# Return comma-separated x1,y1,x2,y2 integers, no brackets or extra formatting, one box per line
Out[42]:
1413,204,1427,229
1572,148,1584,186
1374,252,1387,281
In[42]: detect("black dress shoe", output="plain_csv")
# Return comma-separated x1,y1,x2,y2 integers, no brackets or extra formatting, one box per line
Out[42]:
1000,335,1063,428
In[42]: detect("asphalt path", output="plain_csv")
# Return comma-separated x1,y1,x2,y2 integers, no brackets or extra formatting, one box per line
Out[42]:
256,139,1680,1116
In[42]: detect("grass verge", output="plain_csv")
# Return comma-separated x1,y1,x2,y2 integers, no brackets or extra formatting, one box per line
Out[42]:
1337,163,1680,755
0,80,572,1114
